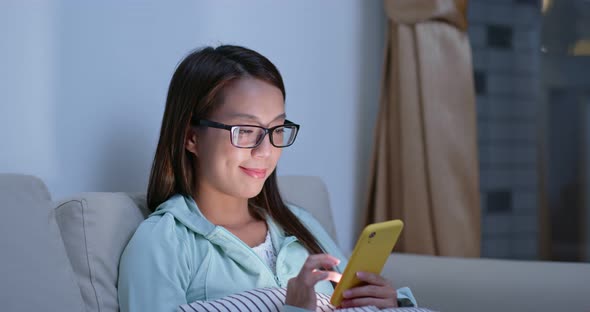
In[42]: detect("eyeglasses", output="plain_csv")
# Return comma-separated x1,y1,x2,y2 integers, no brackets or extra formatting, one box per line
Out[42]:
193,119,300,148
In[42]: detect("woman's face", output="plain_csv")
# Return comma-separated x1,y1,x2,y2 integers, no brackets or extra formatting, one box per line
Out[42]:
190,77,286,199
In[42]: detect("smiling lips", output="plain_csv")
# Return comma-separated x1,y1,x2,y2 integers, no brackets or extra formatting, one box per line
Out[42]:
239,166,267,179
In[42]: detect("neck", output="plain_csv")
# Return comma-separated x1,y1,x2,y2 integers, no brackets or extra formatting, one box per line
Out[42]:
194,182,254,227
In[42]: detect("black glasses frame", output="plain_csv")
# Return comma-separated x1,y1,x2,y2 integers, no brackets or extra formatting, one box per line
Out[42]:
193,119,300,149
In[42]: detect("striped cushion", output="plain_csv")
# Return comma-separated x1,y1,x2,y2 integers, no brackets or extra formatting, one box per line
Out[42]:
177,287,435,312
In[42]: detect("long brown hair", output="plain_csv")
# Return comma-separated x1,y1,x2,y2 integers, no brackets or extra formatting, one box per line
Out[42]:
147,45,324,255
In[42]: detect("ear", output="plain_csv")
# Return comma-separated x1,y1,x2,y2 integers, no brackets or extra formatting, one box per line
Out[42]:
185,127,199,157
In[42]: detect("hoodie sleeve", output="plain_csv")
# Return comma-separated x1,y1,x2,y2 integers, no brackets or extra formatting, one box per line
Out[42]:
118,216,193,312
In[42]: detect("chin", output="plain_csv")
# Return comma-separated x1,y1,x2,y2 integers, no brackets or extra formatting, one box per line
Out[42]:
234,182,265,199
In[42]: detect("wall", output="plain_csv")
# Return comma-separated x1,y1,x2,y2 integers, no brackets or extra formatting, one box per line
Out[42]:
0,0,386,252
0,1,59,187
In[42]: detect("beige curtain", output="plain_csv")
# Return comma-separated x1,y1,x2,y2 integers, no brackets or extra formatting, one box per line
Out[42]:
364,0,480,257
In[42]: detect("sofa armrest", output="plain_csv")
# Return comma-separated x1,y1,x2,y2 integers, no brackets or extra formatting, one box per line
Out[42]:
381,253,590,312
0,174,85,312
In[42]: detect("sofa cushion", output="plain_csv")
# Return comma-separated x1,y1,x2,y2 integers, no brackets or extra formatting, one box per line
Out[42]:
277,175,338,244
384,253,590,312
0,174,85,312
55,193,149,312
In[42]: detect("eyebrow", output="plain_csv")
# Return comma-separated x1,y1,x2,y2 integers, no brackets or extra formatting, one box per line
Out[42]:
226,113,287,124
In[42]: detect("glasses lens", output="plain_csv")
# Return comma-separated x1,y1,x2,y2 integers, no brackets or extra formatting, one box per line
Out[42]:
272,125,297,147
231,126,265,148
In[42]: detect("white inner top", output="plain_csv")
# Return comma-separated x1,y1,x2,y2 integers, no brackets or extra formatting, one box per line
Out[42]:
252,231,277,274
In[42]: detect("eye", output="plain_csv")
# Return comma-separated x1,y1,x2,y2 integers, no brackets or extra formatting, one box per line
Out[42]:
239,129,253,134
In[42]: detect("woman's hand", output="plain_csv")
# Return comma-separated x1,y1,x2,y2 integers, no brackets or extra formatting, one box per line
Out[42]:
285,254,342,311
339,272,398,309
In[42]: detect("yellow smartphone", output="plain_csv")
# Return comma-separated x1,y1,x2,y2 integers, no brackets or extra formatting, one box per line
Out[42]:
330,220,404,307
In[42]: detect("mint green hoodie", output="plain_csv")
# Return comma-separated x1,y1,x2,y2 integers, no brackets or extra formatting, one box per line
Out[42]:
117,194,415,312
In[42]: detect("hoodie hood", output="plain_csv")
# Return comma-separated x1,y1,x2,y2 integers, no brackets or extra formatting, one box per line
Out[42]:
149,194,290,253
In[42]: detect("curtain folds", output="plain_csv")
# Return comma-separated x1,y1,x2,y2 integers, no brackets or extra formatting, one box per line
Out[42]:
364,0,480,257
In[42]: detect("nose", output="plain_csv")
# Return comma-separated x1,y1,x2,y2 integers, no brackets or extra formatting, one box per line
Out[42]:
251,132,273,159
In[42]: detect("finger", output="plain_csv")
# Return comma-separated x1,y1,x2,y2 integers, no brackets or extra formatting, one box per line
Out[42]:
308,254,340,268
330,271,342,283
355,271,390,287
320,262,338,270
304,270,342,287
308,253,339,262
342,285,395,300
305,271,328,287
340,297,395,309
300,254,340,273
323,271,342,283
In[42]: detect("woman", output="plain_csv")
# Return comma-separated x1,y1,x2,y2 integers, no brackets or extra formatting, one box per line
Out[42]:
117,45,415,312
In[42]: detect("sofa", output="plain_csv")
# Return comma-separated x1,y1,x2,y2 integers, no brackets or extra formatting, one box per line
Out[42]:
0,173,588,312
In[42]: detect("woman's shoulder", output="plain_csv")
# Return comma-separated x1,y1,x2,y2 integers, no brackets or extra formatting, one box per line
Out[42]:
123,214,199,264
123,195,210,260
